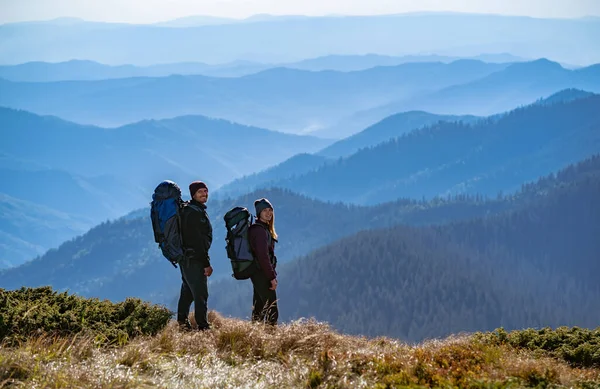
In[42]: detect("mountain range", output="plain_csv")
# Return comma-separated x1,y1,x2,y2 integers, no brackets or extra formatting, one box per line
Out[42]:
317,111,481,158
319,59,600,137
0,108,328,267
3,88,598,268
210,155,600,341
0,54,531,82
227,92,600,204
0,193,90,268
3,149,597,296
1,13,598,65
0,60,511,132
2,155,597,342
215,111,481,199
0,185,517,301
0,107,329,192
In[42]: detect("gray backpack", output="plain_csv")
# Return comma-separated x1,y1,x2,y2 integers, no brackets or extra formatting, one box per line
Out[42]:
224,207,258,279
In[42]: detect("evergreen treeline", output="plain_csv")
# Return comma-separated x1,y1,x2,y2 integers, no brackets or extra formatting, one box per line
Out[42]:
211,155,600,342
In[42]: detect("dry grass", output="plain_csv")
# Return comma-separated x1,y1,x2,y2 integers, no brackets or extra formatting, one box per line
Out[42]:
1,311,599,388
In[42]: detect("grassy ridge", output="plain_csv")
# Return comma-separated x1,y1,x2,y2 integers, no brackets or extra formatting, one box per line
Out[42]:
1,287,599,388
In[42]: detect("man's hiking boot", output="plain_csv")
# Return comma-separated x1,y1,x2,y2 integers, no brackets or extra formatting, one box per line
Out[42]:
178,320,193,331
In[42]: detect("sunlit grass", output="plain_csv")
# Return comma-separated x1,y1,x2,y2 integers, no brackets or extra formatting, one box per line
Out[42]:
2,288,598,388
2,310,599,388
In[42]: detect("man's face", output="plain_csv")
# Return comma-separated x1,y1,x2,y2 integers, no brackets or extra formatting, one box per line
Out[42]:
193,188,209,204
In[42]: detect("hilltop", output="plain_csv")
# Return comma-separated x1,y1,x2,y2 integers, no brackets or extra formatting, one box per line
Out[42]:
1,287,599,388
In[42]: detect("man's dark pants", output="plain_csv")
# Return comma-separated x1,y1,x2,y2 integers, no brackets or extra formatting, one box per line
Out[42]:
177,257,209,329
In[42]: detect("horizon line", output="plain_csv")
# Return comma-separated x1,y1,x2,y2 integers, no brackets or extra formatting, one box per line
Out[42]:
2,10,599,26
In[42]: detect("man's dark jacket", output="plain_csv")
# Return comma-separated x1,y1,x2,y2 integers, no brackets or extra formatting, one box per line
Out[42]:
181,200,212,267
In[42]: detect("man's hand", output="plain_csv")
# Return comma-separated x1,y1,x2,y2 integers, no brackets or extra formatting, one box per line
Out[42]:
204,266,213,277
270,278,278,291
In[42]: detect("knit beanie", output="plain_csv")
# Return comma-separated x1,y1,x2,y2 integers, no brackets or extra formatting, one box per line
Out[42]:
189,181,208,198
254,198,273,217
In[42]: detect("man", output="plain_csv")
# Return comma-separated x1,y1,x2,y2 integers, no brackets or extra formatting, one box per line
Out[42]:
177,180,213,331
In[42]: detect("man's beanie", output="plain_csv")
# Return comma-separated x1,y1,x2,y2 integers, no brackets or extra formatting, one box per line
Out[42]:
189,181,208,198
254,198,273,216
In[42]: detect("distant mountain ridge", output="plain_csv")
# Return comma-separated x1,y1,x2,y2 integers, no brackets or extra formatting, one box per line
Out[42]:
214,154,330,200
0,60,510,131
215,111,481,198
241,93,600,204
0,107,328,267
0,53,530,82
318,111,481,157
0,107,329,191
2,13,597,65
0,60,272,81
0,193,91,269
218,88,598,200
284,53,530,72
319,59,600,137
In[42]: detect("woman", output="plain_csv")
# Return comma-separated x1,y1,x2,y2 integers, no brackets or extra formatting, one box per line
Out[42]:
248,197,279,325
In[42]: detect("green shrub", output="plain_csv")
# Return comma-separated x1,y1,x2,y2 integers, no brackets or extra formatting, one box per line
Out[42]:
0,286,172,346
476,326,600,367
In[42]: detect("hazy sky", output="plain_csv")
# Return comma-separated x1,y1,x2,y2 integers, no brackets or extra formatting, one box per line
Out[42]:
2,0,600,23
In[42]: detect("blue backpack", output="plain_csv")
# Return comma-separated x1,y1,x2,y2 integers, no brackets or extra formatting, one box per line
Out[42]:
150,180,186,268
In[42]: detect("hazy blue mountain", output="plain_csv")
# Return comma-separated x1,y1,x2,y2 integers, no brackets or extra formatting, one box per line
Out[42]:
0,107,329,191
153,15,239,27
0,165,144,267
283,53,528,72
534,88,596,105
256,94,600,204
0,193,91,269
0,61,507,131
0,60,272,82
322,60,600,137
1,13,597,65
0,152,48,170
214,153,331,200
0,168,145,219
0,107,329,265
318,111,481,156
0,53,529,82
216,112,481,196
408,59,600,115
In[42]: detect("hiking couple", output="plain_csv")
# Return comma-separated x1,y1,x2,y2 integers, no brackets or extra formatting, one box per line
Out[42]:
177,180,279,331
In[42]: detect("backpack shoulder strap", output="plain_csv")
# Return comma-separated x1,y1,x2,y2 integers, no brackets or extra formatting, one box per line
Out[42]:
185,203,204,213
250,222,274,246
249,221,266,232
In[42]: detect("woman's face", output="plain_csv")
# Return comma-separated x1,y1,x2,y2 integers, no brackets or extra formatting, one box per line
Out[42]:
260,207,273,222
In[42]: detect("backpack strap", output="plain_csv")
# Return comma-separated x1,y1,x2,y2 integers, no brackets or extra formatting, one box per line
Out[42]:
250,222,274,247
186,203,204,213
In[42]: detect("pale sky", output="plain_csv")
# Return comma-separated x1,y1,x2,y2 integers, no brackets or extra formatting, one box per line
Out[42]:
1,0,600,24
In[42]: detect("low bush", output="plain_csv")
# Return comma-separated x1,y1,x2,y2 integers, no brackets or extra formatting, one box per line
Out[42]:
0,286,172,346
477,326,600,367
